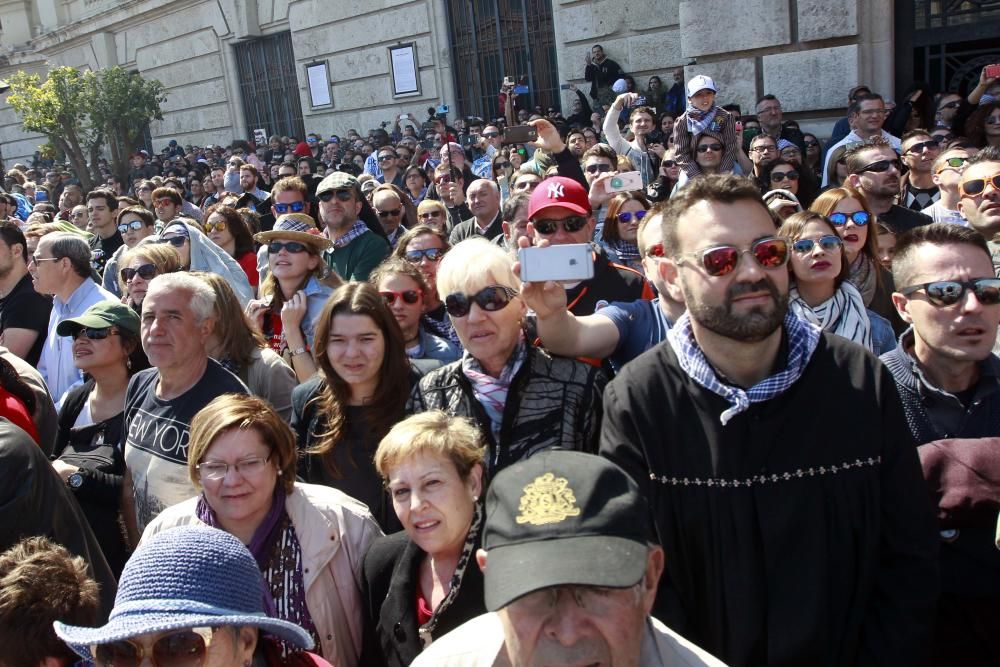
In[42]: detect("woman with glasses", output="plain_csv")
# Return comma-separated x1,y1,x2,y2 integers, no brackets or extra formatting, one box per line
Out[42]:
394,225,459,347
247,214,335,383
403,165,430,205
648,146,681,202
51,302,148,576
117,242,181,311
203,204,259,293
810,187,904,333
371,257,459,365
142,394,382,666
761,158,800,199
778,211,895,354
491,149,515,187
292,282,414,532
407,238,606,477
600,191,650,271
134,179,155,210
414,199,449,234
802,133,823,177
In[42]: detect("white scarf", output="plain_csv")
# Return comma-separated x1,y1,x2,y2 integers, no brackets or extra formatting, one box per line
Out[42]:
789,281,873,351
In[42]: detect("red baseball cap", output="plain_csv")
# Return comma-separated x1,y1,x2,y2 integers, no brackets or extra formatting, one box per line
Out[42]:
527,176,591,220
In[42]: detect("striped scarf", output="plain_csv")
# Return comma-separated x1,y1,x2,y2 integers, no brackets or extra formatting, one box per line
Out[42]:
789,281,873,351
461,335,527,443
667,311,821,425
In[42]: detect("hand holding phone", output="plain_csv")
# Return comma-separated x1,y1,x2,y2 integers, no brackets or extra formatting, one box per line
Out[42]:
605,171,644,194
519,244,594,283
502,125,538,145
985,64,1000,80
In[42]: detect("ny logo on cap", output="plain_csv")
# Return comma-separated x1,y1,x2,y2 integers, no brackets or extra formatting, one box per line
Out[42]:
516,473,581,526
547,183,565,199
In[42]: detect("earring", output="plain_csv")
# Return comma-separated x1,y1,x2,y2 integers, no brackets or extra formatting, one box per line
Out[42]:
277,470,283,476
472,495,479,502
126,357,132,371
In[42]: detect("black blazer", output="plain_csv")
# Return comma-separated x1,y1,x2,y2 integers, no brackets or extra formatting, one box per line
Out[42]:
359,531,486,667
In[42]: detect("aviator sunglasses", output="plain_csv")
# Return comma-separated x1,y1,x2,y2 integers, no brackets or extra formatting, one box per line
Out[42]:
91,627,220,667
676,237,789,277
792,235,843,254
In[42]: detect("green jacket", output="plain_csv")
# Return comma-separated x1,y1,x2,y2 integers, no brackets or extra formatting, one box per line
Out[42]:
323,231,390,281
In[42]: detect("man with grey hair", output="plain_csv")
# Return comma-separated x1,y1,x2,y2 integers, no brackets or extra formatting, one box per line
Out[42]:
494,192,531,256
30,232,116,404
449,179,502,244
121,273,247,541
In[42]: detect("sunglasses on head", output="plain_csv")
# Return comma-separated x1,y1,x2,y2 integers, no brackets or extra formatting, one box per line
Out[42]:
792,235,843,254
117,220,145,234
159,236,186,247
770,169,799,182
696,143,723,153
900,278,1000,307
71,326,119,341
533,216,588,235
960,174,1000,197
677,237,789,277
318,189,355,202
584,163,613,174
381,289,422,305
203,221,227,234
121,263,157,283
445,284,519,318
267,240,310,254
857,158,902,174
617,210,647,224
828,211,870,226
273,201,305,214
377,208,402,218
405,247,445,262
92,627,219,667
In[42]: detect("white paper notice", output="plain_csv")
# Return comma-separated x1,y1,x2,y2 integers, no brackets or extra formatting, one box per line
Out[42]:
391,45,418,96
307,63,331,107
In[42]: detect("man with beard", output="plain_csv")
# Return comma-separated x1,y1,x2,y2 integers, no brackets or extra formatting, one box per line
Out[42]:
846,138,931,235
599,174,939,667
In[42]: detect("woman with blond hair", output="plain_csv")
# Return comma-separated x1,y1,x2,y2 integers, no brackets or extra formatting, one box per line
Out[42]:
117,241,181,311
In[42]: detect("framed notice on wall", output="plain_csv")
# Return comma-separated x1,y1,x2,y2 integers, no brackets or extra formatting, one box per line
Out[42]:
389,43,420,97
306,61,332,108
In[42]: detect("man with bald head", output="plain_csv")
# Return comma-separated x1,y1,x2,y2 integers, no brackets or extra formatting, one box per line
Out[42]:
449,179,502,244
372,187,407,248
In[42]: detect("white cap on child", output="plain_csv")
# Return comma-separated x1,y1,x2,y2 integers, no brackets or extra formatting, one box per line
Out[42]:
687,75,718,98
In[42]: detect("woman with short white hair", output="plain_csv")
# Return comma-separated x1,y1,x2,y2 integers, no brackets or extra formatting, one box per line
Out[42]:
407,238,607,476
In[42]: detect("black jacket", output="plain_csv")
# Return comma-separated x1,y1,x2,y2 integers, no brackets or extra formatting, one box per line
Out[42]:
359,531,486,667
584,58,625,100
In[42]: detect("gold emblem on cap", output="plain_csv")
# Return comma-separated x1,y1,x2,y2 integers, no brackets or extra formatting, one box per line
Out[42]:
516,473,581,526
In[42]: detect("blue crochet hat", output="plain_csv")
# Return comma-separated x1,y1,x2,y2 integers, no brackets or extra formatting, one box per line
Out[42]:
54,526,314,659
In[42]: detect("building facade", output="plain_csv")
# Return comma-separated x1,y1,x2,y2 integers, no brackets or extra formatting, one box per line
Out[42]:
0,0,996,166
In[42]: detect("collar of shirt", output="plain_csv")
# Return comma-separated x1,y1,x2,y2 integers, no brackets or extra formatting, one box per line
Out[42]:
54,279,99,315
899,327,1000,403
327,220,369,249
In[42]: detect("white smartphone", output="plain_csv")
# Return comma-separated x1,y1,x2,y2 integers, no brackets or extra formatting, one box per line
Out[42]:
606,171,644,193
519,244,594,283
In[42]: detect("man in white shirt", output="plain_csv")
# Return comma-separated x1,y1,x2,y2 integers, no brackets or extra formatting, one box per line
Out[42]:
923,146,976,225
822,93,901,186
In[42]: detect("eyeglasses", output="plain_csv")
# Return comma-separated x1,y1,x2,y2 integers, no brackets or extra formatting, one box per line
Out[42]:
904,140,940,155
377,208,402,218
197,455,272,480
584,163,613,174
445,284,519,318
92,627,220,667
117,220,145,234
757,105,781,115
378,154,397,162
404,247,445,262
616,210,648,224
482,132,500,138
936,156,970,173
30,255,60,265
856,158,902,174
533,216,589,235
121,263,157,283
159,236,187,248
418,210,443,220
792,235,843,254
318,189,355,202
828,211,870,226
267,240,310,254
71,327,119,341
858,108,890,117
676,237,789,277
960,174,1000,197
203,221,227,234
751,144,777,153
273,201,305,214
770,170,799,182
900,278,1000,307
696,143,723,153
380,289,422,305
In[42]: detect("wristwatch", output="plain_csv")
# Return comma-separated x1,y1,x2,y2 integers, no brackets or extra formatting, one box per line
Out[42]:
67,472,84,489
291,346,307,357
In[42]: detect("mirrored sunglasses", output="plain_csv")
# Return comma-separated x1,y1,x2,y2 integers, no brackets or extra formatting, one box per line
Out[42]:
828,211,870,227
404,247,445,262
117,220,145,234
616,210,648,224
273,201,305,214
900,278,1000,307
203,222,227,234
678,237,789,277
792,235,843,254
92,627,218,667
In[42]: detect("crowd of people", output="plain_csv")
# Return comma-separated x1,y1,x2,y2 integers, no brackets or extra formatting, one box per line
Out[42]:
0,49,998,667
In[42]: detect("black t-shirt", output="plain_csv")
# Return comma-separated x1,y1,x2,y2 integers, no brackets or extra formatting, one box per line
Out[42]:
123,358,247,532
89,232,124,279
0,273,52,366
878,204,932,235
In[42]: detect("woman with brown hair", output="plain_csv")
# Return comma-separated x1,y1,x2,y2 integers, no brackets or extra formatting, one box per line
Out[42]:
393,224,458,347
291,282,414,531
203,204,258,291
600,191,650,271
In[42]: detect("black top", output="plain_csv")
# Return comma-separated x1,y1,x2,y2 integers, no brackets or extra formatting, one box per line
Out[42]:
89,232,124,279
600,332,939,666
565,245,653,316
878,204,932,235
0,272,51,366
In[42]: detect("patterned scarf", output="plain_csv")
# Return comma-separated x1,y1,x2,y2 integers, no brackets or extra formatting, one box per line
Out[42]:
790,281,872,351
685,103,718,137
849,254,878,307
667,311,821,425
461,334,527,443
610,239,641,262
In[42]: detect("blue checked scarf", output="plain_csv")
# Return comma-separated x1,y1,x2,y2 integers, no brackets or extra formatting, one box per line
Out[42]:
685,103,719,137
667,311,821,425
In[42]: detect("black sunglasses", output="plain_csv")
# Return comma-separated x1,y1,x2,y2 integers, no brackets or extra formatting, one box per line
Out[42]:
960,175,1000,197
900,278,1000,307
159,236,186,247
533,216,588,235
857,158,902,174
696,143,723,153
267,240,310,254
72,327,119,341
404,247,445,262
378,154,398,162
120,263,157,283
318,189,355,202
445,285,519,318
377,208,402,218
770,170,799,182
904,140,939,155
584,163,612,174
